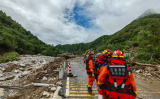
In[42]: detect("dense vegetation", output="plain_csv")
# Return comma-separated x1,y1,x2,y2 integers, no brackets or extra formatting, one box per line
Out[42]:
56,13,160,64
0,10,59,63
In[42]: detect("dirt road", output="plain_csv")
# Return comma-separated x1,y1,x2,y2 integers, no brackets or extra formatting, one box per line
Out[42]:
65,57,160,99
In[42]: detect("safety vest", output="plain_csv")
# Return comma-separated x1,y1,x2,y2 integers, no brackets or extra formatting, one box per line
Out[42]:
105,63,135,98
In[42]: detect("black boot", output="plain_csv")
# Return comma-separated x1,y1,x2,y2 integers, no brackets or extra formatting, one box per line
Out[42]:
87,87,92,94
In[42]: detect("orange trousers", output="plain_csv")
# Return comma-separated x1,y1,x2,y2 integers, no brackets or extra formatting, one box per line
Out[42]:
88,75,95,86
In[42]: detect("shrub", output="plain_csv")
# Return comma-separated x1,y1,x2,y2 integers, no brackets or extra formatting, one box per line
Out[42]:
0,51,19,63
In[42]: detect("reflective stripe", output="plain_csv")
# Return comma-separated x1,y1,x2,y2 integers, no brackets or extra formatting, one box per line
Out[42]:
134,91,137,95
98,81,103,85
113,55,118,57
109,66,125,67
90,69,94,71
98,89,103,99
88,85,92,87
114,82,117,87
114,51,116,54
121,83,125,88
119,56,124,58
98,94,103,99
128,72,131,75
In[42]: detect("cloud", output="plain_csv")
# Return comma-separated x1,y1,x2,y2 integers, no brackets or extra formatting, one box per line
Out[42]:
0,0,160,45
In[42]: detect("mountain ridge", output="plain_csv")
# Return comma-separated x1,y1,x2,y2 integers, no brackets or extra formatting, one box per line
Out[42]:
56,13,160,64
0,10,59,63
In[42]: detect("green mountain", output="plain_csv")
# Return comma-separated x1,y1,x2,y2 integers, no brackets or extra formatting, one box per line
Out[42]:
0,10,59,63
56,13,160,64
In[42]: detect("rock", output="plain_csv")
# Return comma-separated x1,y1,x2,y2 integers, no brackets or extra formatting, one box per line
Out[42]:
42,91,50,98
48,78,54,81
135,70,141,73
147,73,152,76
2,68,5,71
20,63,26,67
19,75,23,78
0,74,3,77
19,68,25,71
19,72,28,78
31,60,36,64
14,70,19,73
56,81,62,86
27,68,32,70
22,72,28,76
44,70,47,73
42,60,46,65
144,73,147,76
50,87,56,92
42,76,48,81
0,77,7,81
6,76,15,80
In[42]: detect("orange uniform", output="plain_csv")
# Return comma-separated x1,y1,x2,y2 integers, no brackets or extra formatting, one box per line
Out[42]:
88,59,95,87
94,55,108,99
98,59,137,99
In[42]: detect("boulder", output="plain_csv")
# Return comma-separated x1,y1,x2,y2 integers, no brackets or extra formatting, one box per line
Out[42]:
20,63,26,67
56,81,62,86
14,70,19,73
22,72,28,76
42,91,50,98
50,87,57,92
135,70,141,73
42,76,48,81
19,68,25,71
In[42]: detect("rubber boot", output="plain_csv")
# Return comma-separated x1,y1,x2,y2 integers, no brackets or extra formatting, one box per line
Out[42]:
88,87,92,94
88,86,95,95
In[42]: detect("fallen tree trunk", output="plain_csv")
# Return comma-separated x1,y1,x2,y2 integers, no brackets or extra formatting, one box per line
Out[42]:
127,62,159,67
151,72,160,79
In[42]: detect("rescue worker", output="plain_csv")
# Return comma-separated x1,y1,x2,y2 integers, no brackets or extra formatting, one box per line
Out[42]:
94,49,112,99
95,49,112,84
98,50,137,99
86,51,95,94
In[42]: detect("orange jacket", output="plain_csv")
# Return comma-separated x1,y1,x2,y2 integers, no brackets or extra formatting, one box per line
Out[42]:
99,66,105,74
89,59,95,74
95,55,107,75
98,59,137,94
98,67,136,92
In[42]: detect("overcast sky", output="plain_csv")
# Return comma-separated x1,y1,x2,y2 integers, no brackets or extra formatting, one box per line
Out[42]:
0,0,160,45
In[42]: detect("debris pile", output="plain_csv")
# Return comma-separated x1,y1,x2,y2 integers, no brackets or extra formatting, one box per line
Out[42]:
0,55,65,99
128,62,160,80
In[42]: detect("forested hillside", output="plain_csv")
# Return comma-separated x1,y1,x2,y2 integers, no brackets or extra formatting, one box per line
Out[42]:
56,13,160,64
0,10,59,63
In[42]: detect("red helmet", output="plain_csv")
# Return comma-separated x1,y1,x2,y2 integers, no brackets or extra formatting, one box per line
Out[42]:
102,49,112,58
89,51,94,56
112,50,124,58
